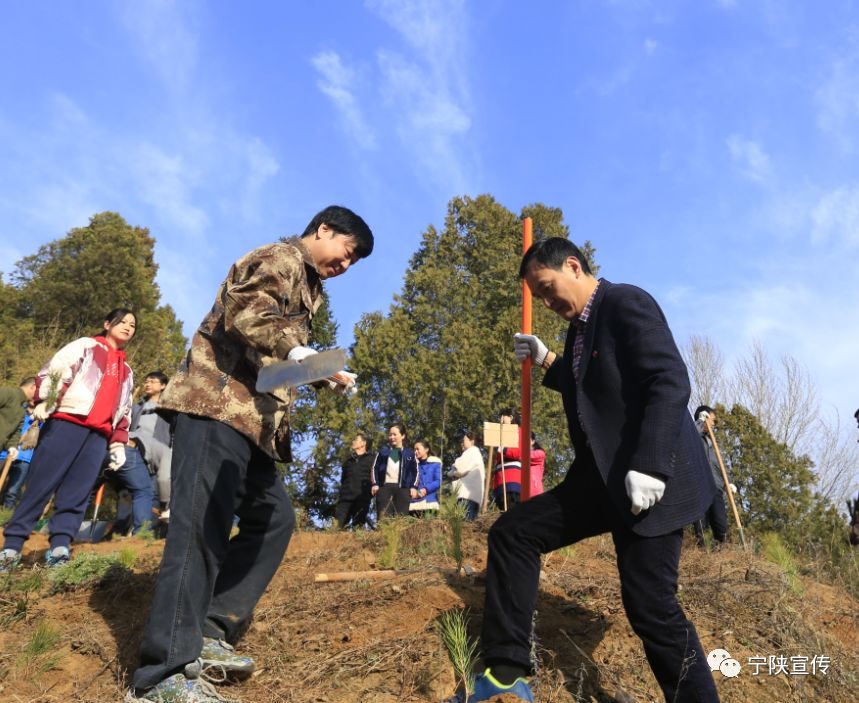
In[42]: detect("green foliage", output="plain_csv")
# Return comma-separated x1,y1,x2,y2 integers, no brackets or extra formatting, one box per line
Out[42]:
377,516,409,569
0,506,12,526
47,551,132,592
760,532,803,596
439,492,466,573
717,404,818,545
435,608,479,697
717,403,858,588
16,619,62,676
2,212,186,382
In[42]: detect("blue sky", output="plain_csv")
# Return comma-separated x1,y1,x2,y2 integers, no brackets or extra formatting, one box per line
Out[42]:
1,1,858,439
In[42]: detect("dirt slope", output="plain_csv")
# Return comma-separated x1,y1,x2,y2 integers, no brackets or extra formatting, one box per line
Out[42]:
0,517,856,703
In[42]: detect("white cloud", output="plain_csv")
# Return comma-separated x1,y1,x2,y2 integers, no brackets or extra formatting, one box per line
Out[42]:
643,38,659,55
367,0,474,193
241,138,280,223
726,134,772,183
118,0,200,93
311,51,378,150
811,186,859,247
130,142,209,237
815,55,859,152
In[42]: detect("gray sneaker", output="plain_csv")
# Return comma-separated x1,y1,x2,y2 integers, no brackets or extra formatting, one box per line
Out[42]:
187,638,256,682
125,673,239,703
0,548,21,573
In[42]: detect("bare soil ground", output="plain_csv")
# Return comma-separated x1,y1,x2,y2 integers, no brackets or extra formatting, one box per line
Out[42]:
0,516,856,703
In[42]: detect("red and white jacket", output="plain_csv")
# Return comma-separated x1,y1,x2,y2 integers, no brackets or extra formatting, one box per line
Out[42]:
35,336,134,444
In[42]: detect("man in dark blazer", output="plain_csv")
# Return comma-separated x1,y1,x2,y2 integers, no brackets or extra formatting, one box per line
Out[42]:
451,238,720,703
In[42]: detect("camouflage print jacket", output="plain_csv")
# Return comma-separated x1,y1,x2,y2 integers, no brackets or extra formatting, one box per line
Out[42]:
160,238,323,462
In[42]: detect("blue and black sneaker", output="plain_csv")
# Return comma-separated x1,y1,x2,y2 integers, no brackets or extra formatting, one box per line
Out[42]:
45,546,71,568
446,669,534,702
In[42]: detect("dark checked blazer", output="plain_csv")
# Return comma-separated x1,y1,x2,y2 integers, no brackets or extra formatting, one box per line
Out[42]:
543,279,715,537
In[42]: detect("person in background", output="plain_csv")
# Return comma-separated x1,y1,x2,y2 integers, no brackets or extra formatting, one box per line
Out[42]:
0,394,39,509
410,439,441,517
0,309,135,571
492,409,522,510
528,433,546,498
691,405,736,549
334,432,374,529
132,371,173,523
0,377,37,455
108,370,173,535
371,424,418,518
447,431,484,520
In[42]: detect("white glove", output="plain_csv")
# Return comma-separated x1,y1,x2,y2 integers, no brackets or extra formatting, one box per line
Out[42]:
729,483,737,494
513,333,548,367
698,410,711,422
107,443,126,470
327,371,358,397
6,447,18,460
287,346,317,362
32,402,53,422
625,470,666,515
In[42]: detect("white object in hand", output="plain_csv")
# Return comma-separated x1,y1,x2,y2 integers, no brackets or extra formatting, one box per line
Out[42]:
32,402,52,422
287,346,318,362
107,443,126,470
625,470,666,515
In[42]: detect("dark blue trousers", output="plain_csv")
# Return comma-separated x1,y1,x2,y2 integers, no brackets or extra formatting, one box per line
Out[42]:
133,414,294,691
1,460,31,508
110,446,155,534
481,459,720,703
2,419,107,551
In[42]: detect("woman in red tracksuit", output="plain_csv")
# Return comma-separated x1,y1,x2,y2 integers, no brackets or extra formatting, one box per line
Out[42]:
0,308,136,571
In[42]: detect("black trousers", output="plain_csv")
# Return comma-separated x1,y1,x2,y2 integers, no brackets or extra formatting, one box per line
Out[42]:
693,490,729,545
133,414,294,690
376,484,411,517
481,461,720,703
335,494,371,528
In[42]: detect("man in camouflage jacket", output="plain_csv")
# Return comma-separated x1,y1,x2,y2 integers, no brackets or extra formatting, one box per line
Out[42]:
131,206,374,703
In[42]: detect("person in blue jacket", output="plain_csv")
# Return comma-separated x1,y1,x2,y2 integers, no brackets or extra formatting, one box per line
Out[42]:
370,424,418,518
1,402,40,508
410,439,441,517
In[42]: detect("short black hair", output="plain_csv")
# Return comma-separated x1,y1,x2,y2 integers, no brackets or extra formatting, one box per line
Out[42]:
145,371,169,384
854,408,859,419
19,376,36,387
499,408,514,418
518,237,593,279
301,205,374,259
461,430,476,443
414,439,431,453
694,405,716,421
354,431,372,451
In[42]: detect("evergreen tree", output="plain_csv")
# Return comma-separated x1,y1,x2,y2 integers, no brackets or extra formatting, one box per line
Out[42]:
716,403,839,549
6,212,186,378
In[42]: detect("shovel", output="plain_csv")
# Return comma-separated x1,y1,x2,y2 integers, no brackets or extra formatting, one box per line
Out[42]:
256,348,348,393
76,484,108,543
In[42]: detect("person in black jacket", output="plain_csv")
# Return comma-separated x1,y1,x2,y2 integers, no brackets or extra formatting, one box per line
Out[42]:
334,432,374,529
449,238,720,703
